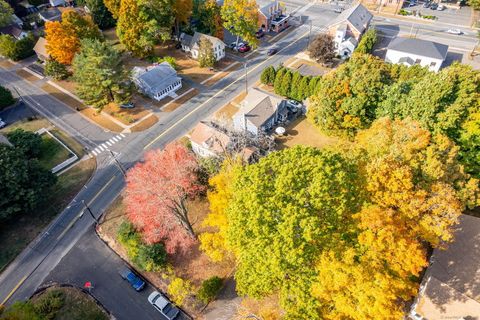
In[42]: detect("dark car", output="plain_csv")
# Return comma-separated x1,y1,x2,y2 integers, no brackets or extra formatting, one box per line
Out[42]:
238,44,251,53
267,48,277,56
422,1,431,7
430,3,438,9
119,268,145,291
255,30,264,38
120,102,135,109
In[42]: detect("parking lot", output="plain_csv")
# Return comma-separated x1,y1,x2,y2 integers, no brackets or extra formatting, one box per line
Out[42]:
403,0,473,26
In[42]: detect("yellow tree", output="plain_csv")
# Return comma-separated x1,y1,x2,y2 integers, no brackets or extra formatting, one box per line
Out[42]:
221,0,258,47
104,0,120,19
61,10,102,40
45,21,80,65
174,0,192,36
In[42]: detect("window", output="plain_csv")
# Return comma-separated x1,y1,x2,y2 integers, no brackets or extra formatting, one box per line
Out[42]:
415,58,421,64
430,61,436,67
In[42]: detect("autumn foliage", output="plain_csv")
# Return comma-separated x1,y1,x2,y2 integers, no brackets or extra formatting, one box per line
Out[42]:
124,143,205,254
45,21,79,65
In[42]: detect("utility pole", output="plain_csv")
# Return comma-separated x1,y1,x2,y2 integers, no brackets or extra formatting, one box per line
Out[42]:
81,200,99,225
244,62,248,94
307,20,313,48
109,150,126,177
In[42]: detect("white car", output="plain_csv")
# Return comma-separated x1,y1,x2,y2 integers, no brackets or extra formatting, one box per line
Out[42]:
0,118,6,129
229,42,245,51
436,4,446,10
446,28,463,35
148,291,180,320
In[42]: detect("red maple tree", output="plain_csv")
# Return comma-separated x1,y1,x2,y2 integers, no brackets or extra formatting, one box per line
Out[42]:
124,142,205,253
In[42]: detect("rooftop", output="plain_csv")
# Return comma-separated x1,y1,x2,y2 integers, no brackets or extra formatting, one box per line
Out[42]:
132,62,181,94
330,2,372,34
39,7,62,21
387,37,449,60
190,122,230,154
238,88,283,127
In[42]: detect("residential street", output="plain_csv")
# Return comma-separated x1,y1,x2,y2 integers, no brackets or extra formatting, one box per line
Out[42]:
0,0,478,318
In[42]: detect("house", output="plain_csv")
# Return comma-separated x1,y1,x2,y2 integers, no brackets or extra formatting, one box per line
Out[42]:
233,88,288,136
189,122,231,158
0,25,28,40
258,0,289,33
38,7,62,22
180,32,226,61
328,2,372,58
132,62,182,101
33,37,49,62
385,37,448,72
410,214,480,320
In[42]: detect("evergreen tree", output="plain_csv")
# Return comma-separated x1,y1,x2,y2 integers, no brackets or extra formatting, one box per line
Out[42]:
279,70,292,97
0,85,14,110
298,75,311,101
273,67,286,96
198,37,215,68
290,71,302,100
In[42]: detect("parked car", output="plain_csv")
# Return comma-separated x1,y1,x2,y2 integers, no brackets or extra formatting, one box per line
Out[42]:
286,100,302,111
148,291,180,320
446,28,463,35
436,4,445,10
255,30,264,39
333,6,344,13
267,48,277,56
0,118,6,129
422,1,431,7
120,102,135,109
119,268,145,291
238,44,251,53
229,42,246,51
429,3,438,9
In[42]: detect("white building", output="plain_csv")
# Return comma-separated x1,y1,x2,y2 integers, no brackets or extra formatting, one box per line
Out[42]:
180,32,226,61
385,37,448,72
189,122,231,158
132,62,182,101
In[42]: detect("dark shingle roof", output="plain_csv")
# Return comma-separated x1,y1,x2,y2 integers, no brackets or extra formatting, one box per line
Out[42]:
329,3,372,34
387,37,448,60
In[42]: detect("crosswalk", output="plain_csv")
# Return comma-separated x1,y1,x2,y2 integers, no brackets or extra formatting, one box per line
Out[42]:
90,133,126,156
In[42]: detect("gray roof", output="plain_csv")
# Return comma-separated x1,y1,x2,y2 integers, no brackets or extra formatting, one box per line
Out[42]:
329,3,372,34
0,25,24,38
181,32,224,50
239,88,283,127
39,7,62,21
388,37,448,60
134,62,181,94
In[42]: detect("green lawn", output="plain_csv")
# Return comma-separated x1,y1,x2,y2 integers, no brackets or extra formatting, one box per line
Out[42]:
38,134,73,170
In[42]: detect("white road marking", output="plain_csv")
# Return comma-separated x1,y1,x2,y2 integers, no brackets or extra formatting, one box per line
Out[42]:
106,141,112,146
112,136,119,142
98,145,104,152
101,143,108,149
91,150,98,156
120,133,126,138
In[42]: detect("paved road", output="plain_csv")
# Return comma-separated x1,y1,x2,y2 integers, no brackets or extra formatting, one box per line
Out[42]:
0,18,315,319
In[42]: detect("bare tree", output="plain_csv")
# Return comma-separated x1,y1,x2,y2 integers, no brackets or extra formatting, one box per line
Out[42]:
308,33,335,64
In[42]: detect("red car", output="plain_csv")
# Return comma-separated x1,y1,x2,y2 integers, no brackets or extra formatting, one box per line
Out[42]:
238,44,251,53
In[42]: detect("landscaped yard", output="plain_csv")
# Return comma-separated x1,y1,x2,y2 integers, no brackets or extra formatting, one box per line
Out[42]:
275,117,340,150
31,286,108,320
37,134,73,170
98,196,234,317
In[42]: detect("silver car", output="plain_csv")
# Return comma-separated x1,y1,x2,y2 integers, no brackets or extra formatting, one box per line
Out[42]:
148,291,180,320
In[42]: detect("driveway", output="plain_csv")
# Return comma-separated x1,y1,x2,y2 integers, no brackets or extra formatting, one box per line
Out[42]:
43,230,190,320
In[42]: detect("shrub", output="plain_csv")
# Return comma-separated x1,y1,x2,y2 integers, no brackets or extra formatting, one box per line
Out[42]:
117,221,142,259
45,59,70,80
6,129,42,159
197,276,223,304
0,85,15,109
134,243,167,271
0,33,35,61
356,29,377,54
421,15,436,20
398,9,411,15
153,56,178,70
0,301,42,320
34,289,65,320
167,277,191,306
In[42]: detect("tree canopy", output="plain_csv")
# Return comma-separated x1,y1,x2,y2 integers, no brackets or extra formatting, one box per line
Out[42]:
0,0,13,27
221,0,258,47
308,33,335,64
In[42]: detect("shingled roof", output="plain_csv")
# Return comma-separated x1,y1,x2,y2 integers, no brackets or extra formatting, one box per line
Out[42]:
387,37,449,60
329,2,372,34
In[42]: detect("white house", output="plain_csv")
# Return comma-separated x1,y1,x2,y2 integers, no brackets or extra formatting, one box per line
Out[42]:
385,37,448,72
328,3,372,58
233,88,288,136
180,32,226,61
132,62,182,101
189,122,231,158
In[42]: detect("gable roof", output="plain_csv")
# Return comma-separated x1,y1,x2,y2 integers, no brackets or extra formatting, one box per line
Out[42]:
387,37,449,60
33,37,48,58
329,2,372,34
132,62,181,94
237,88,283,127
181,32,224,50
190,122,230,154
39,7,62,21
412,214,480,319
0,25,25,39
259,0,281,17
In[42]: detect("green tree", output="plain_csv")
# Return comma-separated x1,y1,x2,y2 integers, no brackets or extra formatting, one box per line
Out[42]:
6,129,42,159
468,0,480,9
72,39,131,108
298,75,311,100
197,276,223,304
221,0,258,47
44,59,70,80
273,67,286,96
307,53,392,137
290,71,302,100
104,0,120,19
0,85,14,109
0,144,57,221
225,146,364,318
116,0,174,57
61,10,102,40
198,37,215,68
79,0,115,29
0,301,42,320
355,28,377,54
260,66,276,86
0,33,35,61
279,69,292,97
0,0,13,27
